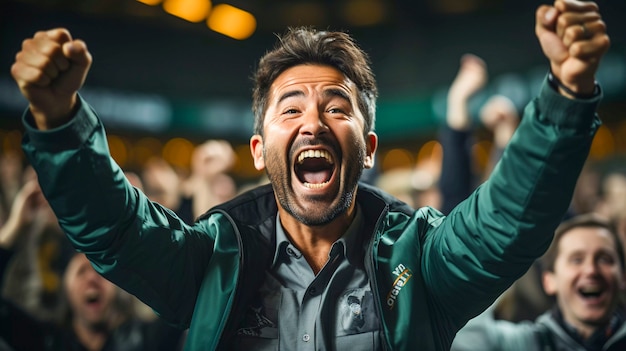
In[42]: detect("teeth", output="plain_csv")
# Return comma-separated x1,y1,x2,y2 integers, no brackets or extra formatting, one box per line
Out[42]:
297,150,334,164
304,181,329,189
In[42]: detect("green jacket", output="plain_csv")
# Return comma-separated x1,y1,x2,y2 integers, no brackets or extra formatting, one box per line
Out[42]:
21,80,601,350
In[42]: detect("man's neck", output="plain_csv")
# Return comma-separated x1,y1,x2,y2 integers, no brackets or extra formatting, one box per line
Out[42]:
278,207,356,274
553,307,623,347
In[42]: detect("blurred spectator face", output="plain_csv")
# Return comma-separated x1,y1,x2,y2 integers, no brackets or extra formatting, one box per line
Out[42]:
479,95,519,130
543,226,625,330
210,173,237,204
64,254,118,329
191,140,236,176
142,158,181,210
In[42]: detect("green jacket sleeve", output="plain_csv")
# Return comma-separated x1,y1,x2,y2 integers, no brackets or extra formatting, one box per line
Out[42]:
422,77,601,327
21,97,216,328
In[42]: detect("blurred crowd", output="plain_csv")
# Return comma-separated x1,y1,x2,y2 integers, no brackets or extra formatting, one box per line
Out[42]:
0,53,624,350
0,138,247,350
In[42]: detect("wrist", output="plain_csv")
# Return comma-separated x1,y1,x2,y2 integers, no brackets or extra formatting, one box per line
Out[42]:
547,71,599,100
30,95,79,130
447,93,472,105
446,107,471,131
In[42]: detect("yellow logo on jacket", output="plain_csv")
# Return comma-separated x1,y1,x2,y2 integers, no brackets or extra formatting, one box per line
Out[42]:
387,263,413,310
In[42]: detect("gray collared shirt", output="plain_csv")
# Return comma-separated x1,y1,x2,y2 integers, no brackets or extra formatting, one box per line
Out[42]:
231,206,382,350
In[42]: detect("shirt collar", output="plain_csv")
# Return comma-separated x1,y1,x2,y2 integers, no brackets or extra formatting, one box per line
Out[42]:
552,306,624,349
271,205,365,267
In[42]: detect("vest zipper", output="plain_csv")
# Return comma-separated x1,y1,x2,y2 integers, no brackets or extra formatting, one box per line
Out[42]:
212,209,245,350
365,204,390,351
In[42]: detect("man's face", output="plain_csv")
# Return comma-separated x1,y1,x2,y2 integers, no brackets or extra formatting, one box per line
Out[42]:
250,64,377,226
543,227,625,330
64,254,118,329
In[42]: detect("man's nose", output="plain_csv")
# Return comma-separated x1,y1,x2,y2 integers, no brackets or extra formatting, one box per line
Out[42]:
300,108,329,136
85,267,104,282
582,259,600,275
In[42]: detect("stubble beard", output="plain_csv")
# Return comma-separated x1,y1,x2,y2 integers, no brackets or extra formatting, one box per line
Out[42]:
264,144,365,226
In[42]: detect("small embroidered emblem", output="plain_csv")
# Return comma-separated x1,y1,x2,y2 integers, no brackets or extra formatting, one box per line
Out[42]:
387,263,413,310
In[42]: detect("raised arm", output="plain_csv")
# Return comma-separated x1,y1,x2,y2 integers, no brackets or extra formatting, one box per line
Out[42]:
439,54,487,215
12,29,216,328
424,0,610,325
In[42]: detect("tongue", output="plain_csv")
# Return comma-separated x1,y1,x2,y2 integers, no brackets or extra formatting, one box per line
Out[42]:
302,169,332,184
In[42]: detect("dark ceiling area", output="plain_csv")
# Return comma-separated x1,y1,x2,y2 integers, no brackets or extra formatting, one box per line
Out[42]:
1,0,625,142
1,0,552,99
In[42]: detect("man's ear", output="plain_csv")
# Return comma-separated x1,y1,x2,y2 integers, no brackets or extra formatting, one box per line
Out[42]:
250,135,265,171
542,271,557,296
363,132,378,169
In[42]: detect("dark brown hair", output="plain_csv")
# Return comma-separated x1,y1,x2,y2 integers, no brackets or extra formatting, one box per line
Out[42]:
540,213,625,272
251,27,377,136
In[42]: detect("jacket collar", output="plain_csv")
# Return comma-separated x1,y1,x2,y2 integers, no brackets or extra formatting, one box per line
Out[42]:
204,181,414,245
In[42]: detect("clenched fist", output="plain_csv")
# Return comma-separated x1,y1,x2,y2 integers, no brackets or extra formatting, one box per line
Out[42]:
536,0,610,98
11,28,92,130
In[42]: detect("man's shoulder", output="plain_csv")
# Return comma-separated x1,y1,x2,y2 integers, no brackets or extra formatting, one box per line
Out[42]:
357,182,414,216
198,183,277,226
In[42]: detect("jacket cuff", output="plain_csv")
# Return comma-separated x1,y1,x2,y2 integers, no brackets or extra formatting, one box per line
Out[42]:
536,75,602,131
21,95,99,151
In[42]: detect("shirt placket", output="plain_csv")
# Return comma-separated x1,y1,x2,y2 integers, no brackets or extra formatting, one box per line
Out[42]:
298,245,343,351
298,281,321,350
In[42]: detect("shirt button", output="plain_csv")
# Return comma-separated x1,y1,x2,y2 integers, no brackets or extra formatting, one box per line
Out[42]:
309,287,317,295
302,334,310,342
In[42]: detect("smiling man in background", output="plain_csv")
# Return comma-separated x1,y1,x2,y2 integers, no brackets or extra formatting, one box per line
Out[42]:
451,213,626,351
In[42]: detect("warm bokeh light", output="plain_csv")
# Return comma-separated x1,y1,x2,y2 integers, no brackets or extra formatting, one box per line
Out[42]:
414,141,443,188
1,130,22,153
3,117,626,183
381,148,414,172
232,144,262,179
133,137,163,167
207,4,256,40
472,140,492,175
107,135,129,168
136,0,162,6
416,140,442,165
162,137,194,169
163,0,211,23
590,124,615,160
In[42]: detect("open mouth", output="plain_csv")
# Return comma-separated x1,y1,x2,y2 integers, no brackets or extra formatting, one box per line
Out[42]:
295,149,335,189
578,285,604,301
84,291,102,306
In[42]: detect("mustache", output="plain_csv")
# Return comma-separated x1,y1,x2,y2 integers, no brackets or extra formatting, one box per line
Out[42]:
289,136,339,158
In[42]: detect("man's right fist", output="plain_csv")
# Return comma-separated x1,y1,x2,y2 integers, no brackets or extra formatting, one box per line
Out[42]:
11,28,92,130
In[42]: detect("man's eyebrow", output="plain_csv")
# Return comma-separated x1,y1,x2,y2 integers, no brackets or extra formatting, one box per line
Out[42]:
276,88,351,105
598,248,618,257
323,88,351,102
277,90,305,104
